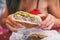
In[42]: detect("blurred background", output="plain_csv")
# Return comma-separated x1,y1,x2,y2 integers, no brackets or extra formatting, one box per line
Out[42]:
0,0,11,40
0,0,6,19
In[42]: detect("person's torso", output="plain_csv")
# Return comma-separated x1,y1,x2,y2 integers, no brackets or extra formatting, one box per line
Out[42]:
19,0,48,14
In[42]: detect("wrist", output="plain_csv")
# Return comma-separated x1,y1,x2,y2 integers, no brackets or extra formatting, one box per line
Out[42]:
53,18,60,28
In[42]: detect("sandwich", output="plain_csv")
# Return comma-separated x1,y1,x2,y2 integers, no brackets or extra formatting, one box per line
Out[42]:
12,11,42,28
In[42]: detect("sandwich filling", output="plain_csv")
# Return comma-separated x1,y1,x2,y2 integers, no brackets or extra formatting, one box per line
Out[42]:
13,11,42,24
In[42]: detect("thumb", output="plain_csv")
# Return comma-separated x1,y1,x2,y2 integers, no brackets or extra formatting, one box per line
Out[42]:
38,14,48,21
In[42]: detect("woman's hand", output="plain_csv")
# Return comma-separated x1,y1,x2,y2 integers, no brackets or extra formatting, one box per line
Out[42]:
41,14,55,30
6,14,24,32
38,14,55,30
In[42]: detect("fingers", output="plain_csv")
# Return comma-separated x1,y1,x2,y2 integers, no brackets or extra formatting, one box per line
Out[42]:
12,21,24,28
41,14,51,28
41,14,55,30
38,13,48,20
6,18,16,27
46,14,55,27
6,14,24,32
6,14,17,27
6,14,24,28
41,23,54,30
6,18,24,29
6,21,21,32
6,23,17,32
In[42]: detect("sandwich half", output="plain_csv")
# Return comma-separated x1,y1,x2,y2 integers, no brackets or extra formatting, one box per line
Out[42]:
12,11,42,28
